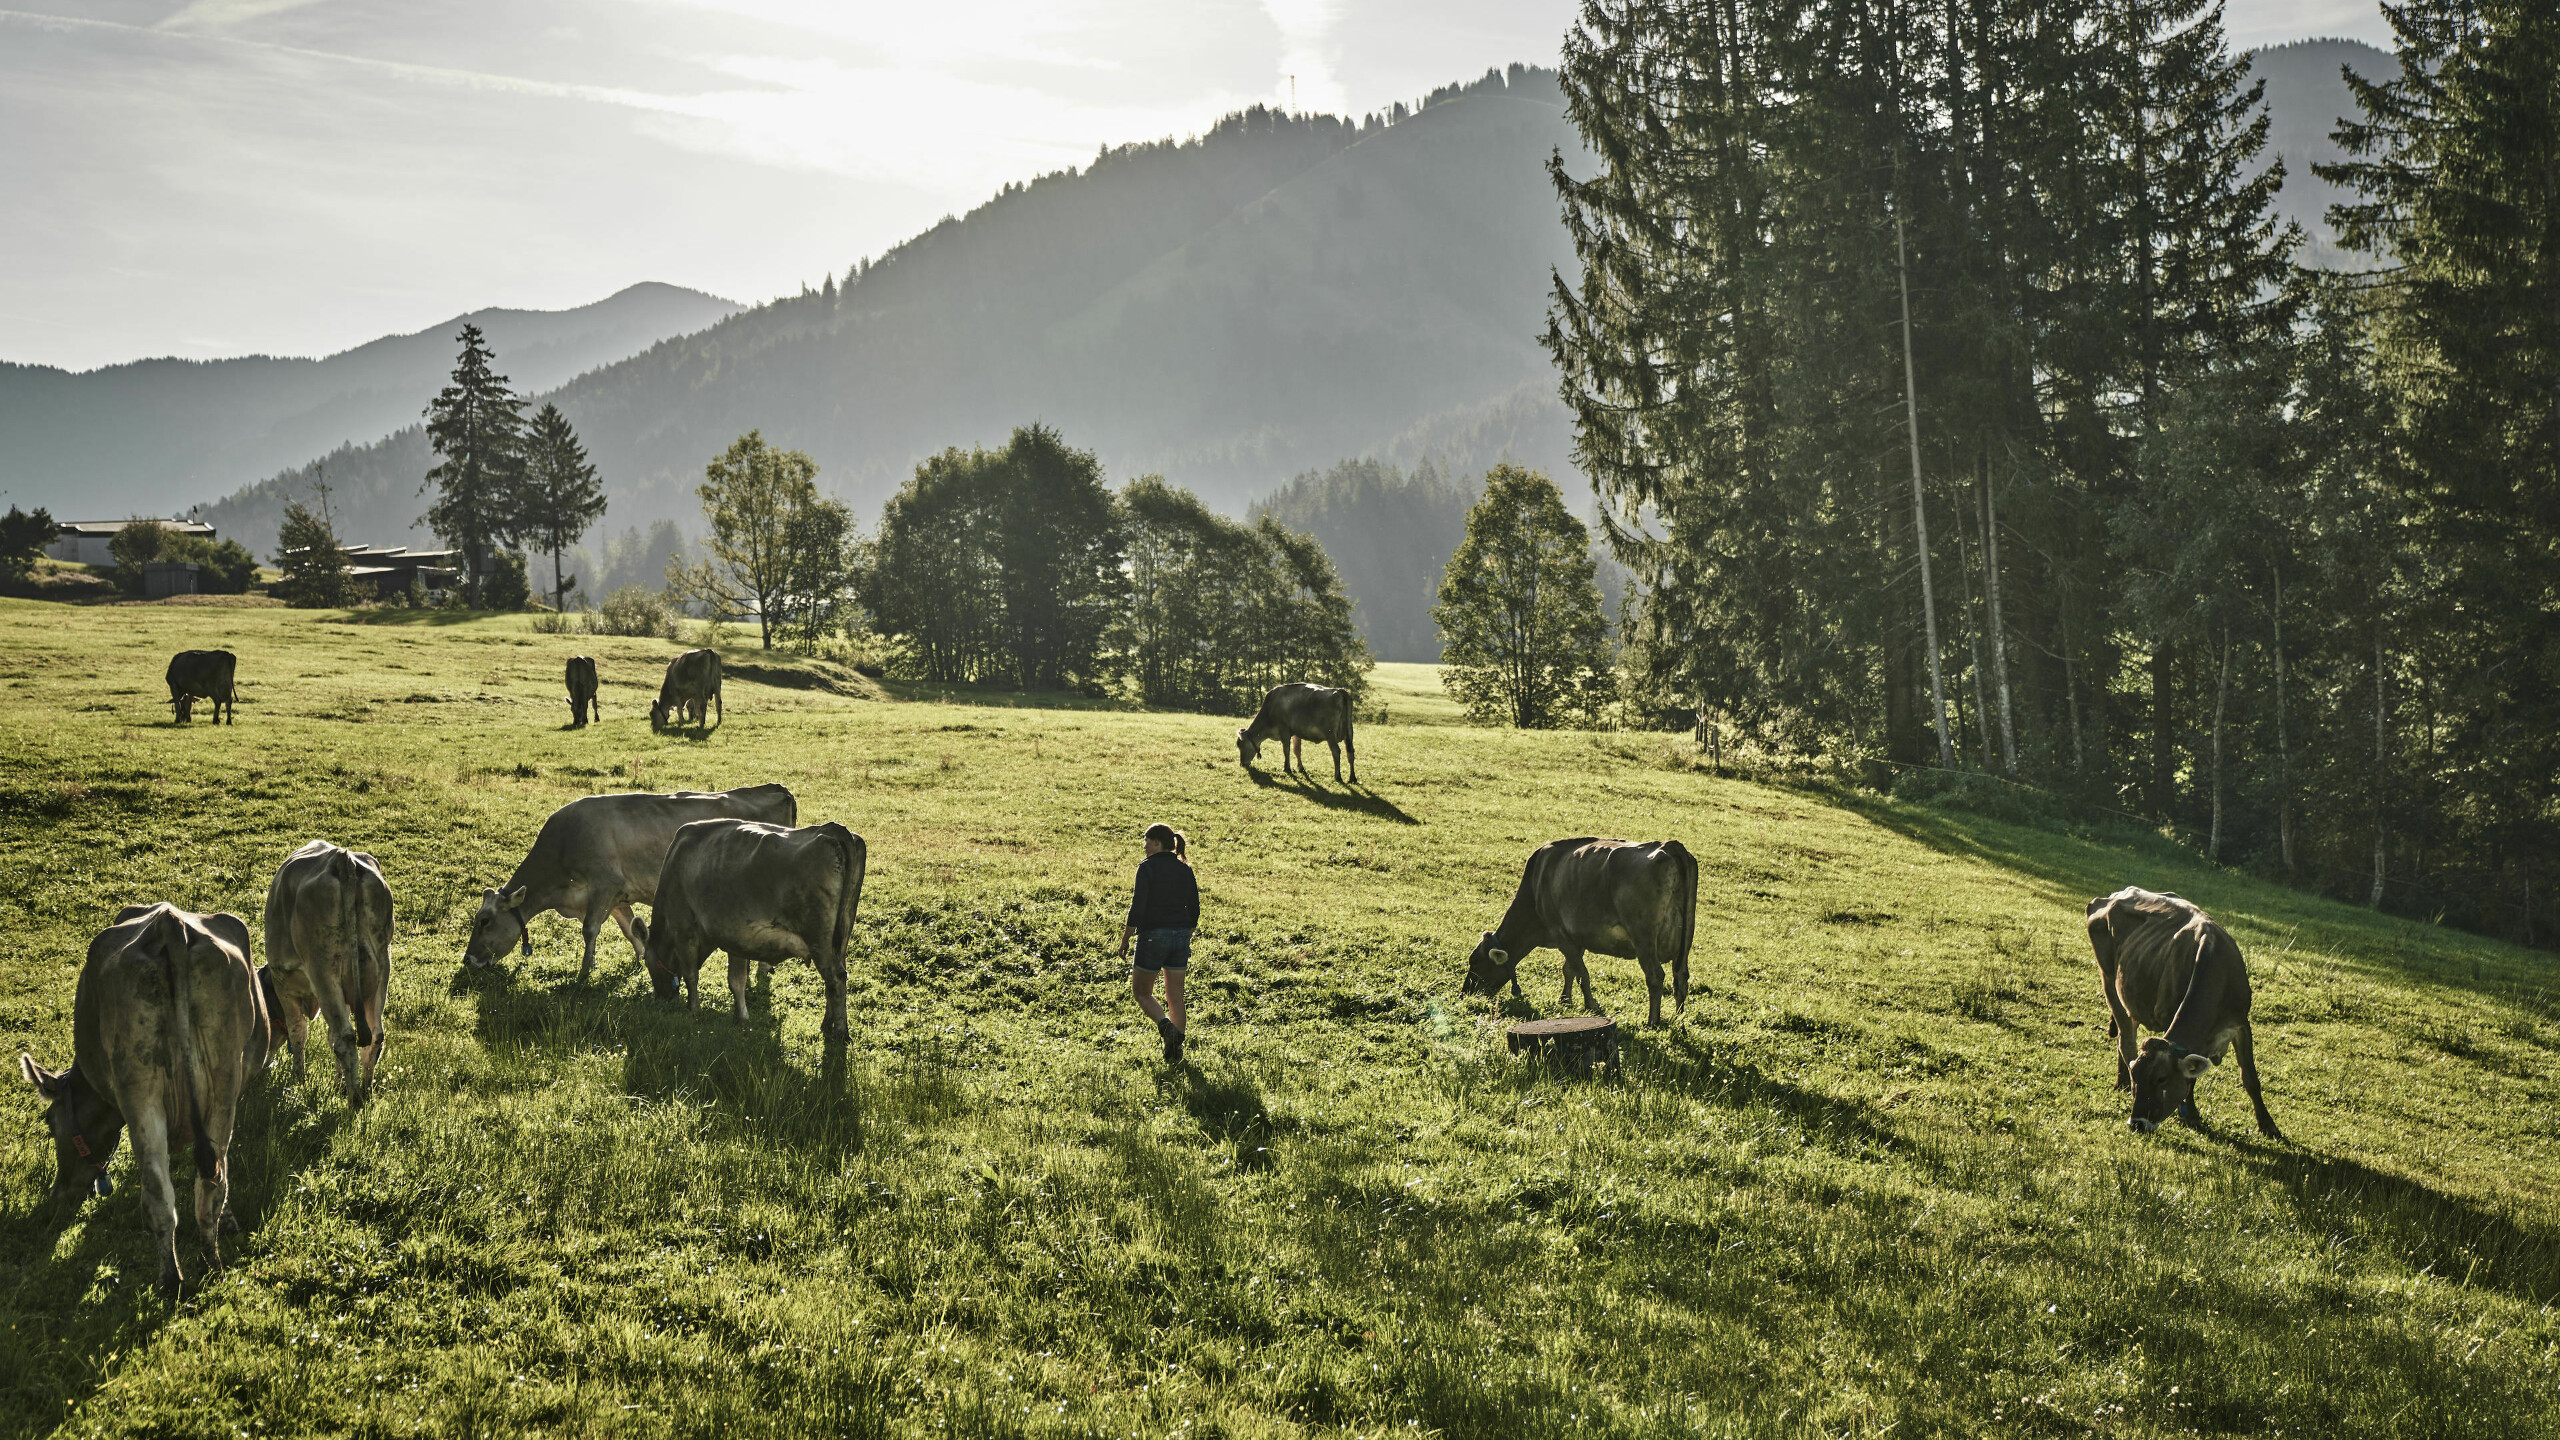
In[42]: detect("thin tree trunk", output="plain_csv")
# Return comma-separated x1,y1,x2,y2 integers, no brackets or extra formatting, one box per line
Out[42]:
2061,597,2085,778
2151,645,2176,822
1896,208,1954,769
1982,460,2016,775
1956,506,1992,770
2273,564,2293,872
2370,636,2388,909
2209,625,2233,864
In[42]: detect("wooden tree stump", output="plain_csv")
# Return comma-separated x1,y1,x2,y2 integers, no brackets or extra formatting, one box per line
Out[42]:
1506,1015,1621,1076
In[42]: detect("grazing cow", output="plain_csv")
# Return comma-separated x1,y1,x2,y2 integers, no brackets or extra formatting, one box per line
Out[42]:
565,655,600,727
464,784,798,980
650,648,722,730
263,840,392,1105
2086,887,2282,1139
166,649,238,725
1461,838,1698,1026
1236,682,1357,783
639,819,866,1038
17,903,274,1296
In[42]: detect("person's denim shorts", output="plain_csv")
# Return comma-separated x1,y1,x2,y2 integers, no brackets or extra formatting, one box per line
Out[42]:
1133,927,1193,974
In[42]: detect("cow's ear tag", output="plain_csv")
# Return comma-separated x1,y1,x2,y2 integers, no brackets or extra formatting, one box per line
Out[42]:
2178,1054,2213,1080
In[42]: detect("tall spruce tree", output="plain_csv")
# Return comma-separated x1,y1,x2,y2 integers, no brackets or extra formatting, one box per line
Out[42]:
420,324,528,606
2323,0,2560,931
519,402,608,614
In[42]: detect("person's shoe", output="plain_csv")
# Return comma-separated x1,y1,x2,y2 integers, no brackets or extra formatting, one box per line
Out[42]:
1157,1016,1184,1063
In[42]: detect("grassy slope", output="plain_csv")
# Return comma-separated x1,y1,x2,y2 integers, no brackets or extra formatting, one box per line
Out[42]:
0,601,2553,1439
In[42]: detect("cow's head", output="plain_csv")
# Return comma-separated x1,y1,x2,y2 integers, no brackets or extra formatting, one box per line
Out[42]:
633,917,679,1001
18,1054,120,1204
2125,1037,2215,1134
1235,727,1261,767
649,697,671,730
464,886,532,967
1460,931,1518,998
171,693,195,723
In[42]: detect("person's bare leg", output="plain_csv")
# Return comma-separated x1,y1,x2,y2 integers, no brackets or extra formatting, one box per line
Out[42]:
1132,968,1168,1024
1164,969,1186,1031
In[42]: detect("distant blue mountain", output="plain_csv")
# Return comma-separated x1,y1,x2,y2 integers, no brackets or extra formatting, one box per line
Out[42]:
0,282,739,521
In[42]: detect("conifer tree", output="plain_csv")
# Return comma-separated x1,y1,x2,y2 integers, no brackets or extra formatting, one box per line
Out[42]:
519,402,609,613
420,324,528,606
272,500,351,608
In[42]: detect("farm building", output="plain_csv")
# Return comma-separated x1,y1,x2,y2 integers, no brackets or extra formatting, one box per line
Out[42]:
45,517,218,567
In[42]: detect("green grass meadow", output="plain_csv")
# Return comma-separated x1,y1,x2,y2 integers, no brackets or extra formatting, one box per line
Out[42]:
1,598,2555,1438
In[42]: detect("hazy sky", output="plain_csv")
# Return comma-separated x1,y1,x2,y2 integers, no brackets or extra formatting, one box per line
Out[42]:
1,0,2393,372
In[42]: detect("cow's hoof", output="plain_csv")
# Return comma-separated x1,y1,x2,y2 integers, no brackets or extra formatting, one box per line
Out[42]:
155,1268,182,1300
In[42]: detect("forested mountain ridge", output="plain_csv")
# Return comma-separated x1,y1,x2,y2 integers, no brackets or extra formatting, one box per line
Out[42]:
0,283,738,520
198,68,1583,560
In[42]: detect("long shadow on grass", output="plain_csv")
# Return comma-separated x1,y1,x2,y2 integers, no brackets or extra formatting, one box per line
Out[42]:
1622,1023,1904,1155
465,963,864,1161
1247,768,1419,825
2240,1142,2560,1306
1833,790,2537,1002
0,1068,351,1440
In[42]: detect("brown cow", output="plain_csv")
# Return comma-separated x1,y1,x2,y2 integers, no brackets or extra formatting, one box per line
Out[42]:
1236,682,1357,783
2085,887,2282,1139
465,784,798,980
650,648,722,730
17,903,274,1296
638,818,866,1038
264,840,392,1104
167,649,237,724
1462,838,1698,1026
566,655,600,726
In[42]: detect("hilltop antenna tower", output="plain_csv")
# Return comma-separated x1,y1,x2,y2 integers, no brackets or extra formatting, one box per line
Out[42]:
1290,74,1296,113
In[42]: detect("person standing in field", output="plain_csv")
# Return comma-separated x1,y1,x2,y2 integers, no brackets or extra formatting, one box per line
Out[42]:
1120,822,1198,1063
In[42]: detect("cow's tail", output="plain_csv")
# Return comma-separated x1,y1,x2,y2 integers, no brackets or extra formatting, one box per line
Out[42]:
1664,840,1698,977
329,850,376,1049
149,908,219,1180
822,824,867,969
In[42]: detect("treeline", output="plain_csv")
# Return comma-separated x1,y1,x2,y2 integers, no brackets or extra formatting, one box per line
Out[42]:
1253,459,1478,662
863,426,1370,708
1547,0,2560,938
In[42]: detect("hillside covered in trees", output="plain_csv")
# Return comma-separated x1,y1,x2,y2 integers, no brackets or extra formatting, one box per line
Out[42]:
198,68,1584,558
196,41,2384,574
1550,0,2555,942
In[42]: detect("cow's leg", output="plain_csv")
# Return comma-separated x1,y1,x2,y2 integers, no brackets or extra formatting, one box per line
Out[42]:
311,965,366,1105
280,990,310,1082
129,1110,184,1296
1328,738,1344,783
1344,731,1356,785
609,905,647,965
576,910,607,983
2099,967,2137,1090
2234,1023,2283,1140
193,1107,234,1274
727,951,752,1023
1559,948,1593,1009
359,984,387,1092
1635,957,1666,1026
1672,944,1690,1015
820,953,849,1039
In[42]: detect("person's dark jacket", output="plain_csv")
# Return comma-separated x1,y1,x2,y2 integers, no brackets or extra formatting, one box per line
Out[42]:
1128,852,1199,932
